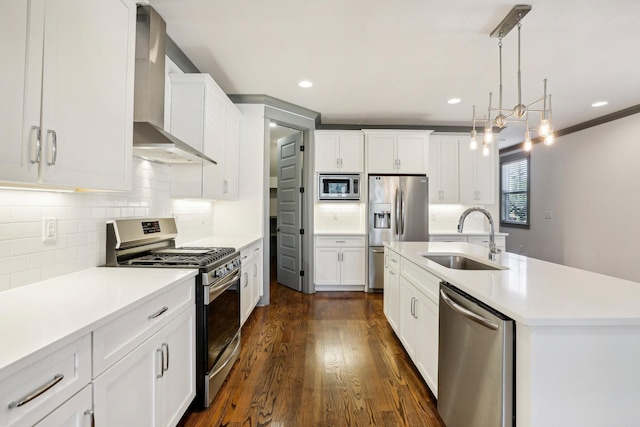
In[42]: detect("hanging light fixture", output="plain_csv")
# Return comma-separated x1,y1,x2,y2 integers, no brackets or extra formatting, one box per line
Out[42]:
470,5,554,153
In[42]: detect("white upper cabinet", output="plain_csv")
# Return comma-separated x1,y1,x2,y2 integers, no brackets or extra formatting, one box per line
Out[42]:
429,135,460,204
169,74,241,200
364,130,431,174
459,140,495,204
0,0,136,191
314,131,364,172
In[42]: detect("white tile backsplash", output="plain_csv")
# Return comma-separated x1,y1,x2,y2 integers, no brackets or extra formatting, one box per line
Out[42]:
428,204,489,233
0,158,216,291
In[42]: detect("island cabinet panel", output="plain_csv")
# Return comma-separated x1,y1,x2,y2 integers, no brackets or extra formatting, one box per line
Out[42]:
383,249,400,332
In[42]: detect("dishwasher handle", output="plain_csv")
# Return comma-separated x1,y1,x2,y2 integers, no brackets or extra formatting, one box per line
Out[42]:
439,288,499,330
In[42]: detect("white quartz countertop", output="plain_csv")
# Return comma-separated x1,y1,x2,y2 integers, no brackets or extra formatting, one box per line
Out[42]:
0,267,197,378
386,241,640,327
183,235,261,251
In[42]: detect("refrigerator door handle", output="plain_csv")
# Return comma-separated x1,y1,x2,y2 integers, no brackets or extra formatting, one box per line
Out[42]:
400,187,405,235
395,188,400,235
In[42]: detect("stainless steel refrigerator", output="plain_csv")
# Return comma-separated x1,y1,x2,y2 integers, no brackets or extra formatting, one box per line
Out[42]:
368,175,429,290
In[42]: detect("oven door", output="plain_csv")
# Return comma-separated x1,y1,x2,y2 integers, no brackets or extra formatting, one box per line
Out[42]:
202,268,241,407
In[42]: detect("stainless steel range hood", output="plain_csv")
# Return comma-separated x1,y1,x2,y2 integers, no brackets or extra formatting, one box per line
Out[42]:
133,6,216,165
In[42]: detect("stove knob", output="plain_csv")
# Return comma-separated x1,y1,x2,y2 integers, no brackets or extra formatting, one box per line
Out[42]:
227,262,234,270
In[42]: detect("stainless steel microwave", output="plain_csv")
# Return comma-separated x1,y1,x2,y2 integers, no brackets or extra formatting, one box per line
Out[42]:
318,174,361,201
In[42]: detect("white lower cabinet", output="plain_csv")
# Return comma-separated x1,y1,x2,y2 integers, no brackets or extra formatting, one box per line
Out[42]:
93,306,195,427
241,240,263,325
34,385,92,427
0,335,91,427
385,252,439,397
314,236,366,289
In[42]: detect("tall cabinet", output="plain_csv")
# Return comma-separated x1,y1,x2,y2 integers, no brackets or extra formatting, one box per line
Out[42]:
428,135,460,204
169,74,241,200
0,0,135,191
459,140,495,204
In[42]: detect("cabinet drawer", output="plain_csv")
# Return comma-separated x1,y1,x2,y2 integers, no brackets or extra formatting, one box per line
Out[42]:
241,240,262,264
400,258,441,304
429,235,467,242
315,236,365,248
387,249,401,271
93,277,195,377
0,335,91,427
468,235,506,248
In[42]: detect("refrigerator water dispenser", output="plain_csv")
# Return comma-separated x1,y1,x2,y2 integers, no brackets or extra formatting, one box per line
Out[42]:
373,204,391,229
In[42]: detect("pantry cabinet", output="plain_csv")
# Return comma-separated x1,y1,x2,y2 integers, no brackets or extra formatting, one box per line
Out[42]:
459,140,495,204
314,131,364,172
364,130,431,174
429,135,460,203
314,235,366,288
0,0,136,191
169,73,241,200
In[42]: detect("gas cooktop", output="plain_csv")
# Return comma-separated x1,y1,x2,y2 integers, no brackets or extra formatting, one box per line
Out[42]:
125,247,235,268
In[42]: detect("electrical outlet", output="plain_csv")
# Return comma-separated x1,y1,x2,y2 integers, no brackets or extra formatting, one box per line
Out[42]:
43,217,57,242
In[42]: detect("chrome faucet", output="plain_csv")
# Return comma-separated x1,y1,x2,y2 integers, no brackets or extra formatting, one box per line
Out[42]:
458,207,500,261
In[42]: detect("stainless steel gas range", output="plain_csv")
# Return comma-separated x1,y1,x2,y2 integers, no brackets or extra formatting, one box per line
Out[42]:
105,217,241,409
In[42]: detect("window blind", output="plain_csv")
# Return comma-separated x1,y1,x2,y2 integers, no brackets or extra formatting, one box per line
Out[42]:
501,157,529,226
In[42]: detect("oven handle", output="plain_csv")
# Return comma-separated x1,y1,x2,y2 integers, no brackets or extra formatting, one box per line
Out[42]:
205,270,240,304
210,334,241,378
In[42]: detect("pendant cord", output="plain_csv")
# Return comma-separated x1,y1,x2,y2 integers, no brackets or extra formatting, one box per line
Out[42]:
498,34,503,113
517,21,522,109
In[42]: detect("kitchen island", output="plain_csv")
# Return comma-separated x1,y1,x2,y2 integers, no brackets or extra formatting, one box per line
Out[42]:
385,241,640,427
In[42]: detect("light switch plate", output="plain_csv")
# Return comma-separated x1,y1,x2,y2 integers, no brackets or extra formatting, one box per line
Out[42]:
43,217,57,242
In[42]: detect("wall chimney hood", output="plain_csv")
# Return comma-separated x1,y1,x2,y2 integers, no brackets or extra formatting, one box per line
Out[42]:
133,5,216,165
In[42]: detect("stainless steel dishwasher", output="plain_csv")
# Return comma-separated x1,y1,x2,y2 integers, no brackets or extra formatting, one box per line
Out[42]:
438,282,515,427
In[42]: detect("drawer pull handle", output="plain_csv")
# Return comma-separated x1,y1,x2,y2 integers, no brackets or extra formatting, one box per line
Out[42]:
85,410,95,427
148,306,169,319
335,240,346,243
8,374,64,409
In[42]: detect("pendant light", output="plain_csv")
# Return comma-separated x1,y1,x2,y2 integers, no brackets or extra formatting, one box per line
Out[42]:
470,5,555,152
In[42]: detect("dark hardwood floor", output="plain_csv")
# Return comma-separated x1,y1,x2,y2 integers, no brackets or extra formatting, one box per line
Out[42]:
179,264,444,427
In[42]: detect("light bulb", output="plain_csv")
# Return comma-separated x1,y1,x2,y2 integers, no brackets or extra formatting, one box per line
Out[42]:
482,144,490,157
544,132,555,146
484,127,493,144
523,134,532,152
539,119,549,136
470,130,478,150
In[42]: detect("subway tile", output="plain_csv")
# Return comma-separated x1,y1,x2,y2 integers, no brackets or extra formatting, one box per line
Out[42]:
59,220,79,234
0,207,10,223
67,207,90,220
55,247,77,264
10,206,43,222
0,190,28,206
0,274,10,292
0,223,30,240
42,206,68,220
67,233,89,248
28,251,55,269
11,268,42,288
67,257,88,274
11,238,43,256
90,207,106,219
78,219,96,233
41,263,66,281
0,255,27,274
0,241,10,257
105,207,121,218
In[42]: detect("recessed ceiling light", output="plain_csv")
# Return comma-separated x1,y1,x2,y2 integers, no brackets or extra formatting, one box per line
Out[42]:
298,80,313,88
269,122,277,128
591,101,608,107
447,98,461,104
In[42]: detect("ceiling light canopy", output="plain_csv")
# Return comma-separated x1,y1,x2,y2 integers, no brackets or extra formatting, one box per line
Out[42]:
471,5,555,154
298,80,313,88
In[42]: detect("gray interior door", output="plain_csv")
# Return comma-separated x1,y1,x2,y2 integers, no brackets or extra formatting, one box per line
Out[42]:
277,132,303,291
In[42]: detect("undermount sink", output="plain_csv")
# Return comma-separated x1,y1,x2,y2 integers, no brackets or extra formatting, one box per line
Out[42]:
422,254,505,271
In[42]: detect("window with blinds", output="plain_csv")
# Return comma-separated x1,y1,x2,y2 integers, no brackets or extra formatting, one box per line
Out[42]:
500,154,530,228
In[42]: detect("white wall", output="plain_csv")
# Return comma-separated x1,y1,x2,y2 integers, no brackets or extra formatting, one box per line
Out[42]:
502,112,640,282
0,159,215,292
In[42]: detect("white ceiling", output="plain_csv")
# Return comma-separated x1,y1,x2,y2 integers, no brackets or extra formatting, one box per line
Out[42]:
149,0,640,148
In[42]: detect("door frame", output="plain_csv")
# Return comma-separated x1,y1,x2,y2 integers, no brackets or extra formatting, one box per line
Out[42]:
262,106,316,302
